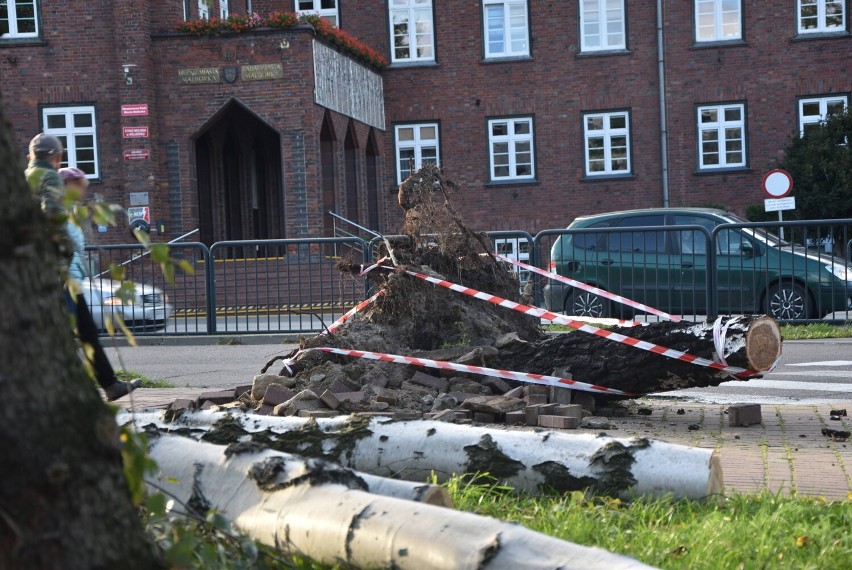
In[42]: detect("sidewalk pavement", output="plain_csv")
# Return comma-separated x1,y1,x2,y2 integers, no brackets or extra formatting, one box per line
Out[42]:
114,388,852,501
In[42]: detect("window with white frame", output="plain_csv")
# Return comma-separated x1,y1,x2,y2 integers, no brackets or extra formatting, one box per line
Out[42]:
580,0,626,52
1,0,39,39
219,1,229,19
197,0,209,19
697,104,745,169
799,96,849,136
695,0,742,42
42,106,99,178
488,117,535,181
395,123,439,184
389,0,435,63
483,0,529,58
583,111,630,176
296,1,338,27
798,0,846,33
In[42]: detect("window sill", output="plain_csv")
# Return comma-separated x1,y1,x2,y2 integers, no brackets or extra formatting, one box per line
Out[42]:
693,166,753,176
793,30,851,42
480,55,533,64
0,38,47,48
387,60,439,70
580,173,636,182
484,178,540,188
690,39,747,49
575,48,631,58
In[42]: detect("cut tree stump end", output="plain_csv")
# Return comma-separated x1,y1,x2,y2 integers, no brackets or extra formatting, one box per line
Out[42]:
744,316,782,372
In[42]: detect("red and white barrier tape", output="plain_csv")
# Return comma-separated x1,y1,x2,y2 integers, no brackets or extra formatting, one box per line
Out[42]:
492,253,682,323
284,346,635,396
322,290,384,335
388,266,757,378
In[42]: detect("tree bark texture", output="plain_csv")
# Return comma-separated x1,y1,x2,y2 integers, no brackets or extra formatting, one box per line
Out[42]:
126,411,723,500
148,435,452,507
0,101,159,568
147,435,654,570
492,315,781,395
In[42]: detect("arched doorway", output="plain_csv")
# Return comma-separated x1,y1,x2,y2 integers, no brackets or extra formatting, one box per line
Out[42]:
320,113,337,238
366,129,381,231
195,100,283,246
344,121,360,226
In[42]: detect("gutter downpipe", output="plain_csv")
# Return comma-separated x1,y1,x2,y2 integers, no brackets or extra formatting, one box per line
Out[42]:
656,0,670,207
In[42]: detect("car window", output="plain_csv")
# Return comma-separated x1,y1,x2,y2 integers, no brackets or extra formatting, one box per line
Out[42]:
717,228,752,256
608,215,666,253
672,215,716,255
571,220,612,250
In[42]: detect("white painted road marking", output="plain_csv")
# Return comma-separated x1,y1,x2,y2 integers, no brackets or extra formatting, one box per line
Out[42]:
719,379,852,392
786,361,852,367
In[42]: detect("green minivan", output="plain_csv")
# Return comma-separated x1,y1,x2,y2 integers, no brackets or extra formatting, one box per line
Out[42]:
543,208,852,321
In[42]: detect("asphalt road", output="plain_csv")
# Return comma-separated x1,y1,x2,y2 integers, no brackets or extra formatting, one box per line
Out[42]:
105,337,852,404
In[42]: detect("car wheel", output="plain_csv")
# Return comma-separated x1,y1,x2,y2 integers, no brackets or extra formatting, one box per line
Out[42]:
566,289,610,318
765,282,812,320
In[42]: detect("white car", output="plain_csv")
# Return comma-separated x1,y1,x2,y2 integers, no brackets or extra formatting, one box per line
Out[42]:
80,278,173,332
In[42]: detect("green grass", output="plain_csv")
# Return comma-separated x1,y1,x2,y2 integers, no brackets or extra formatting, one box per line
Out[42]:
116,369,174,388
445,475,852,569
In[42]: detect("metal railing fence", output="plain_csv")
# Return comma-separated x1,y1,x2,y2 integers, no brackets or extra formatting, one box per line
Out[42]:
84,219,852,337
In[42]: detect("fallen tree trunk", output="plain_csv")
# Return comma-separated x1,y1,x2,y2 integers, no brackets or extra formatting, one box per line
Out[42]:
492,315,781,394
148,434,654,569
127,411,723,500
147,434,451,507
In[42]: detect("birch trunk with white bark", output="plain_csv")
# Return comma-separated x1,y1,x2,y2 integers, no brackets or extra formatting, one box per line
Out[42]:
127,411,722,499
148,434,655,570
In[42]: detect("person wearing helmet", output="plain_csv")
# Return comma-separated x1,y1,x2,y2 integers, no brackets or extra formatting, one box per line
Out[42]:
25,133,140,401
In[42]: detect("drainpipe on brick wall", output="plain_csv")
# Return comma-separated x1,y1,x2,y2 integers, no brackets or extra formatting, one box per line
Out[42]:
656,0,670,207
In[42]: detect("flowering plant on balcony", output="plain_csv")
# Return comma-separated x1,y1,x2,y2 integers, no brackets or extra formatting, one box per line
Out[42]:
176,12,388,70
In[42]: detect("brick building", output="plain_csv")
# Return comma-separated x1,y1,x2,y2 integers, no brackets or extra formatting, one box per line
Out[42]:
1,1,850,245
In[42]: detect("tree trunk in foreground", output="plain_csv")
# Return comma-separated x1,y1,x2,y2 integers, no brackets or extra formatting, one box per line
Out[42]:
493,315,781,395
148,435,654,570
0,101,159,568
126,411,722,500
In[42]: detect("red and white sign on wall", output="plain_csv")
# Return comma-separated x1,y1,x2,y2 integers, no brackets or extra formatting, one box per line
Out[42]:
122,126,149,138
123,149,150,160
121,104,149,117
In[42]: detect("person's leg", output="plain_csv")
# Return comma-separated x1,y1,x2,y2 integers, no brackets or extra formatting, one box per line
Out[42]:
73,293,140,400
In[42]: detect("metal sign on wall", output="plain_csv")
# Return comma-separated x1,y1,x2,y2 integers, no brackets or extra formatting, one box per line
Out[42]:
313,40,385,130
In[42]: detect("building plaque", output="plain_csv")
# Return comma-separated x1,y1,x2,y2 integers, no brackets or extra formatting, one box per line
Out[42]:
313,41,385,130
178,67,220,84
242,63,284,81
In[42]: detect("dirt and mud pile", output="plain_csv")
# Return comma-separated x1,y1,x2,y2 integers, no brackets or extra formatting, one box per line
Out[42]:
238,163,547,419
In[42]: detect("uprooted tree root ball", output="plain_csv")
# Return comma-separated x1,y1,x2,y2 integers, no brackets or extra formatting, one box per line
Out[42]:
245,163,781,420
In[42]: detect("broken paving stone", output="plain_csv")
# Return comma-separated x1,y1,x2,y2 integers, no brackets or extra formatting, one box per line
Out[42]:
370,401,391,412
319,389,341,410
263,385,297,407
505,411,526,424
473,412,498,423
494,332,527,349
328,379,359,394
431,393,457,412
334,391,367,404
449,377,491,395
456,346,499,366
198,389,237,405
462,395,526,415
400,381,437,398
428,409,456,422
503,386,524,399
448,391,483,403
409,371,450,393
539,415,580,429
308,373,327,384
581,416,613,429
829,409,847,420
374,387,400,405
571,391,596,413
728,403,762,427
299,410,339,419
251,373,297,401
481,376,510,394
549,386,573,405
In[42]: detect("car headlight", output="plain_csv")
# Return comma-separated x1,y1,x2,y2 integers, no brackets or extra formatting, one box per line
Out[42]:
104,296,134,306
824,264,852,281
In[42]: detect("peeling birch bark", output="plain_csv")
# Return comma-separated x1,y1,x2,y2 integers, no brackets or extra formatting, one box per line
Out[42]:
148,435,654,570
147,435,451,507
128,411,722,499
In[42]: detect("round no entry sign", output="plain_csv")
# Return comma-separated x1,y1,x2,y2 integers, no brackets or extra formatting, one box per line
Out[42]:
763,169,793,198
